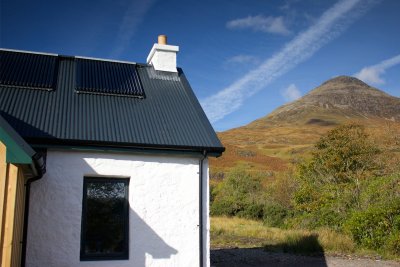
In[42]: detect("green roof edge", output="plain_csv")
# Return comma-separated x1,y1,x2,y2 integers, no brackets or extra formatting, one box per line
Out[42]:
0,115,35,164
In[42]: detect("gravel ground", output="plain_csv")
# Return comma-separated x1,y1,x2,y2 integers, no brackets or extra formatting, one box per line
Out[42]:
211,248,400,267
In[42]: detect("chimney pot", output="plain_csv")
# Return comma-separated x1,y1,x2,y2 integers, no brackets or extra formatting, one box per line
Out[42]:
158,35,167,45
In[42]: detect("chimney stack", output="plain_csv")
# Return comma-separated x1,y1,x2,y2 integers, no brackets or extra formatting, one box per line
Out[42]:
147,35,179,72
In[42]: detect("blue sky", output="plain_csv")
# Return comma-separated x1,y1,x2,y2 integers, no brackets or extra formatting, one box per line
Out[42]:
1,0,399,131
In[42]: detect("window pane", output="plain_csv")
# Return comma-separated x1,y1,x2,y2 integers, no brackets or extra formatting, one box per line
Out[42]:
81,178,128,259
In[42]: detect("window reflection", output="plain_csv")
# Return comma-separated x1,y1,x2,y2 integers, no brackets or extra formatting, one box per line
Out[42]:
81,178,129,260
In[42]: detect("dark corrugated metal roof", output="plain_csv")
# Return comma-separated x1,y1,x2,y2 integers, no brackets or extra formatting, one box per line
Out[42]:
0,49,224,155
76,58,144,97
0,50,58,90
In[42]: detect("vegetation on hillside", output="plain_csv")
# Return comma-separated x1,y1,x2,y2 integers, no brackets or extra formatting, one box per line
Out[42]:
210,124,400,258
210,76,400,180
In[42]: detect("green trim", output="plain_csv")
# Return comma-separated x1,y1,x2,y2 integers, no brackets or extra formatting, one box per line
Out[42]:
0,116,35,164
0,128,32,163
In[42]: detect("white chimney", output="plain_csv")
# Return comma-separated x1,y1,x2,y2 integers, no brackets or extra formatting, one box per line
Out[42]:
146,35,179,72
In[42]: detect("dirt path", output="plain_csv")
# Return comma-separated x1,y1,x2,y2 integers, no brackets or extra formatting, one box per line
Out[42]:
211,248,400,267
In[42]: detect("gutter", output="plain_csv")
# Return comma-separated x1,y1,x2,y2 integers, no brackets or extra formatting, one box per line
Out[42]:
199,150,207,267
26,138,225,157
21,151,46,267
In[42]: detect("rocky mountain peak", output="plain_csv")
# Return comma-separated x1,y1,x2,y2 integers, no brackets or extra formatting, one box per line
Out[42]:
259,76,400,125
306,75,390,98
321,75,369,87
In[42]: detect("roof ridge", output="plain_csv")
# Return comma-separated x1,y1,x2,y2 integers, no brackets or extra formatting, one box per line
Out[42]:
0,48,139,65
0,48,58,56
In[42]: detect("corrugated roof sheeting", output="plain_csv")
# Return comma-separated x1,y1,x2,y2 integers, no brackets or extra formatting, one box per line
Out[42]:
0,51,224,154
76,58,144,97
0,50,58,90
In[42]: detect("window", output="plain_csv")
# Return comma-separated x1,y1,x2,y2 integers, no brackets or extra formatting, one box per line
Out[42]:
80,177,129,261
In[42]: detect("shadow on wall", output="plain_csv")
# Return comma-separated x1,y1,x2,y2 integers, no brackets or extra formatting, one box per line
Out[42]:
130,209,178,266
211,234,327,267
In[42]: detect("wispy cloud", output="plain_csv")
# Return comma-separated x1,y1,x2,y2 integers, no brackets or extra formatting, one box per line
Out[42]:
282,84,301,102
110,0,155,58
226,15,290,35
225,55,260,66
355,54,400,85
202,0,379,123
280,0,300,11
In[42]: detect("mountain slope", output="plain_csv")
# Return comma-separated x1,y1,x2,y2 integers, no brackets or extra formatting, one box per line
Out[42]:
210,76,400,179
252,76,400,127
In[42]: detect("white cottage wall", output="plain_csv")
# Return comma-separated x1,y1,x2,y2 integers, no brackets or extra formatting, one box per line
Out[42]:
26,150,210,267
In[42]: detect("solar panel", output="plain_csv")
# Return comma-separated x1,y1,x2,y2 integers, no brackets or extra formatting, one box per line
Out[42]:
0,50,58,90
75,58,144,97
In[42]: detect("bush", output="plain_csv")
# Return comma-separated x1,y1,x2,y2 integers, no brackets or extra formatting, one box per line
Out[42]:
263,203,288,227
344,200,400,251
237,202,264,220
210,167,265,220
386,233,400,255
267,170,298,209
359,173,400,210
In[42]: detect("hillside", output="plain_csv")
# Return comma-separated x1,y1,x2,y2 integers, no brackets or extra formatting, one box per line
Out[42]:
210,76,400,180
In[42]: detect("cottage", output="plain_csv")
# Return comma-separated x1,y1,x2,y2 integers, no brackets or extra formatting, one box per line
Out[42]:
0,35,224,267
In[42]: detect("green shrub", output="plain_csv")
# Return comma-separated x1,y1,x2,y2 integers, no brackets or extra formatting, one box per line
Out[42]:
210,167,264,220
386,232,400,255
263,203,288,227
236,203,264,220
344,200,400,250
359,173,400,209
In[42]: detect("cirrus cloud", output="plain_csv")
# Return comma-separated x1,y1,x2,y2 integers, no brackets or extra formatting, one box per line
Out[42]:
355,54,400,85
202,0,380,123
110,0,156,58
225,55,260,66
226,15,290,35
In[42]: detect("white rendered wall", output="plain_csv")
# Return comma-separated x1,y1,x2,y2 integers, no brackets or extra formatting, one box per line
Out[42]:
26,150,210,267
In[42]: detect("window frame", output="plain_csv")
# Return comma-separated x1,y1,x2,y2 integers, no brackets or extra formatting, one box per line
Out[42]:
80,176,130,261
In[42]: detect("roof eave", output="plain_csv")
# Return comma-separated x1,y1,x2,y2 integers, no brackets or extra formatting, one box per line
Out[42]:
26,138,225,157
0,115,46,178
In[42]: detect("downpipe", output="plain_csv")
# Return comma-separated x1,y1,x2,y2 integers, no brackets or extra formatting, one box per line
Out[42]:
199,150,207,267
21,152,46,267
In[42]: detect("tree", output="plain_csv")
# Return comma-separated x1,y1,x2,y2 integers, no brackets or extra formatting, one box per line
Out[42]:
312,123,380,183
293,124,382,228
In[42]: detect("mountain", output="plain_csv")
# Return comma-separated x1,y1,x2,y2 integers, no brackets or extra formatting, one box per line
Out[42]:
252,76,400,127
210,76,400,180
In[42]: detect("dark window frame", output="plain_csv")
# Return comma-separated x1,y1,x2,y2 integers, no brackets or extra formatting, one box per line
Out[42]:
80,177,130,261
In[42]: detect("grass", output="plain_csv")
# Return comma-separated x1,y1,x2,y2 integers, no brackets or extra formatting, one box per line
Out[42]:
211,216,356,256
